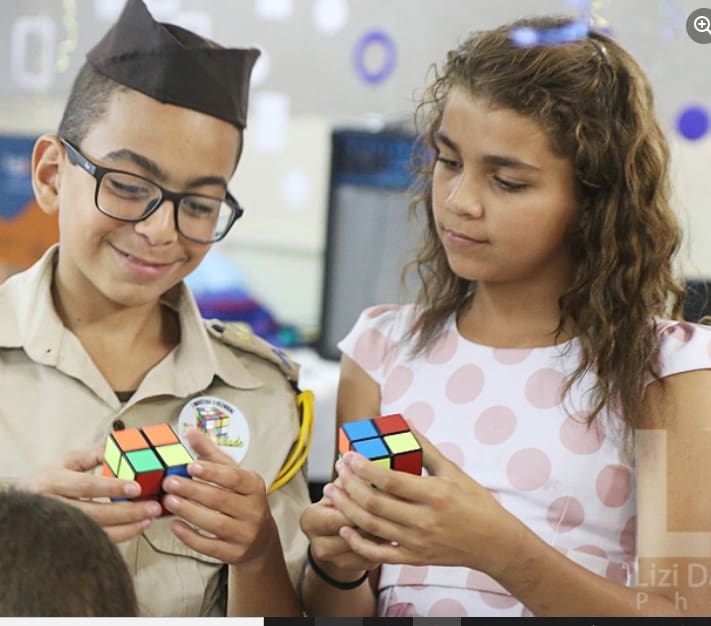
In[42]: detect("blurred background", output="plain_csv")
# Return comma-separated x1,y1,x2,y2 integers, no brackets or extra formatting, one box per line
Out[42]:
1,0,709,489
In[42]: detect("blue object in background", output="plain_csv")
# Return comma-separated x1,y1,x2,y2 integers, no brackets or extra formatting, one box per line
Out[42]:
677,105,710,141
185,249,300,347
509,19,589,47
0,136,35,220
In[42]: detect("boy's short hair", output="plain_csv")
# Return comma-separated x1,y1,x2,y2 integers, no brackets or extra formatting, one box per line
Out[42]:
0,489,137,616
57,62,128,147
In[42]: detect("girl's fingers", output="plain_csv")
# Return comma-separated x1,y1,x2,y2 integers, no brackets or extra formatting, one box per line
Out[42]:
323,481,405,546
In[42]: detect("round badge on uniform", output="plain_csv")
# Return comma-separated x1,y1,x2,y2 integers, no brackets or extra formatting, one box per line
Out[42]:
177,396,250,463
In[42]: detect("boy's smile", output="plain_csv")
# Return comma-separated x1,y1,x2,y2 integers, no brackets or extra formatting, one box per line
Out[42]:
108,242,184,280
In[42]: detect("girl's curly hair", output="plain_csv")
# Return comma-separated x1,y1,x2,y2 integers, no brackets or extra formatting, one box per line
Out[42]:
405,16,685,431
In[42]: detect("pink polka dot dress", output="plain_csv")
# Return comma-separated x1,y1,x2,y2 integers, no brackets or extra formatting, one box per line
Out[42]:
338,306,711,617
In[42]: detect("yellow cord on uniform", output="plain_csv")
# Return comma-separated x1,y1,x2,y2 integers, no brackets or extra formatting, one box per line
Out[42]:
268,389,314,493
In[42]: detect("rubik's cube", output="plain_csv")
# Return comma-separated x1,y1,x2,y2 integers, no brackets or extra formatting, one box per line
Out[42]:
338,413,422,475
195,406,229,444
102,423,193,512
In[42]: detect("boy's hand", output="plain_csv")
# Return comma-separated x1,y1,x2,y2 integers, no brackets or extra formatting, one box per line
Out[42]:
161,427,279,567
16,443,163,542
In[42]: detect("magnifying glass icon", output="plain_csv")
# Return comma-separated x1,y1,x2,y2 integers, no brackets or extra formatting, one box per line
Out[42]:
694,15,711,35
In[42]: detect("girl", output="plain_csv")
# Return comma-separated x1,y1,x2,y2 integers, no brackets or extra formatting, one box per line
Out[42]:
300,16,711,617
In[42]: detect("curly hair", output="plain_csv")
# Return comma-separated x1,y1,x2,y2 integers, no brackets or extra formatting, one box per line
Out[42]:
405,15,685,431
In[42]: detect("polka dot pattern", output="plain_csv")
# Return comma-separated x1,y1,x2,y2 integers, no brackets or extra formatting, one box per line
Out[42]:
560,414,605,455
666,322,694,342
493,348,532,365
428,598,467,616
506,448,552,491
383,602,416,617
337,306,711,617
573,545,607,559
438,441,465,468
446,364,485,404
479,591,519,609
596,464,632,507
382,365,414,403
546,496,585,533
525,368,564,409
396,565,428,586
353,328,389,371
403,401,435,433
475,406,517,445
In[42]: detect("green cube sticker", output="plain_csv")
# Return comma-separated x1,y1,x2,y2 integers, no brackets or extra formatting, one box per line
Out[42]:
126,448,163,472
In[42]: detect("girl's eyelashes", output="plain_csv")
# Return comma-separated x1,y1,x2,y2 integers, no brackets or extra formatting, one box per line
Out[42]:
435,148,530,192
435,155,461,170
494,176,528,192
436,156,529,193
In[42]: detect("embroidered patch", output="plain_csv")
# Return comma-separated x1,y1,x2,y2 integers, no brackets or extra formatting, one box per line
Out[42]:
177,396,250,463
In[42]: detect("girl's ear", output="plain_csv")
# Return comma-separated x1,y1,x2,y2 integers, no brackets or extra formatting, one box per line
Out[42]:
31,134,65,216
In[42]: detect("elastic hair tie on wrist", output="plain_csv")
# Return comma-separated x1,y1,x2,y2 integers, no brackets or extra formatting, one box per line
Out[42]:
306,544,369,590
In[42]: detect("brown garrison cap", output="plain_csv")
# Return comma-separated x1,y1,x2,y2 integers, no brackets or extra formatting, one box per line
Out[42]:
86,0,260,129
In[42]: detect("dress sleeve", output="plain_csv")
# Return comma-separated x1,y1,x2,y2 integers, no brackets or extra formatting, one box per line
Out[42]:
337,304,409,386
657,320,711,379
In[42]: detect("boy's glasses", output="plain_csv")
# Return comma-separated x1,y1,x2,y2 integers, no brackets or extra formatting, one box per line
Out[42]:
59,137,243,243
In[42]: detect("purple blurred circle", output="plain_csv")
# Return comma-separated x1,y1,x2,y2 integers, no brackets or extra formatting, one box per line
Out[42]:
353,30,397,84
677,105,710,140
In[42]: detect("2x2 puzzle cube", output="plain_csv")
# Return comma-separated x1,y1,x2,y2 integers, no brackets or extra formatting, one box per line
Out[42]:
102,423,193,513
338,413,422,475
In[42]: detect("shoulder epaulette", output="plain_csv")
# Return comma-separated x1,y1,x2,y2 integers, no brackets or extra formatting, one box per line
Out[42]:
205,319,300,384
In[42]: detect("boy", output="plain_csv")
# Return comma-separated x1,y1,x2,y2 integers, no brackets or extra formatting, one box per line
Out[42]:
0,0,309,616
0,490,137,616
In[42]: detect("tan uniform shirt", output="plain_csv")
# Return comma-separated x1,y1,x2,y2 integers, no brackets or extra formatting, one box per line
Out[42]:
0,246,310,616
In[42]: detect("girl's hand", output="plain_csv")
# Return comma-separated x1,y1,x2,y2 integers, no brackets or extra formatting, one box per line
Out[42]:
326,427,526,578
300,487,379,582
161,427,279,567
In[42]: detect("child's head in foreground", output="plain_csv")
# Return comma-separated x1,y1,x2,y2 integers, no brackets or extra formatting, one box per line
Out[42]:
0,489,137,616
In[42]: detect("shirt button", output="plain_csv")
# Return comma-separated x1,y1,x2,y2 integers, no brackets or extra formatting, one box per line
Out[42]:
112,419,126,431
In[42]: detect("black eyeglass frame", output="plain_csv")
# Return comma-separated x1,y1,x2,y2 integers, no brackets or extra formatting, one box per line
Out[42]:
59,137,243,243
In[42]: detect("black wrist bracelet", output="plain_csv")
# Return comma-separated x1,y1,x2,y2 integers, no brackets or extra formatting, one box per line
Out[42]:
306,544,369,590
